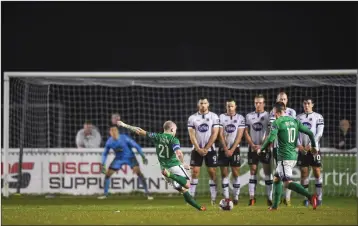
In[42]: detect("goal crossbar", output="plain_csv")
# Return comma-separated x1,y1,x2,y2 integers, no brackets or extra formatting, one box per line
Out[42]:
4,69,357,79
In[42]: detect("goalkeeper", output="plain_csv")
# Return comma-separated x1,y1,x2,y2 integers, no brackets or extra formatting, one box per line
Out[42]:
118,120,207,211
98,125,152,200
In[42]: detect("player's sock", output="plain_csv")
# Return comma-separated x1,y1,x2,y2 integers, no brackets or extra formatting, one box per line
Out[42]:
209,179,217,201
104,176,110,196
167,173,188,188
189,178,198,198
138,175,149,195
233,176,241,200
272,180,283,208
222,177,229,199
315,176,323,201
301,178,309,200
288,182,312,200
285,187,292,201
249,175,257,198
183,191,202,210
265,174,273,201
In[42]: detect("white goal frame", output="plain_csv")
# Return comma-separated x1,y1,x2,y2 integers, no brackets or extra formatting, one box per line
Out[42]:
3,69,358,198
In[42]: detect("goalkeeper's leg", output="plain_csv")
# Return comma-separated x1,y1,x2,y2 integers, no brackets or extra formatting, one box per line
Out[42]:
98,168,116,199
133,166,153,200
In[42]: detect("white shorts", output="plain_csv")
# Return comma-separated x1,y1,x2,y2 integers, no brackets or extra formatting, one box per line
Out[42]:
168,165,190,180
275,160,297,181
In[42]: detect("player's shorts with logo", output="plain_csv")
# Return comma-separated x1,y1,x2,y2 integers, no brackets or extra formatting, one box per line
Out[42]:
275,160,297,181
248,147,271,165
218,147,241,167
109,156,139,170
190,148,217,167
168,165,190,180
297,151,322,167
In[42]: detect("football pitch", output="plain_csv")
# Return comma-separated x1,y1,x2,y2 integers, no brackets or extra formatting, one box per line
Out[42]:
2,195,357,225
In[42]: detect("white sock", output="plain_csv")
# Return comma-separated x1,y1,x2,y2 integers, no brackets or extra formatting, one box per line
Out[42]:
222,177,229,199
189,178,198,197
209,179,217,201
301,178,309,200
315,177,323,201
285,187,292,201
233,176,241,200
265,174,273,201
249,175,257,199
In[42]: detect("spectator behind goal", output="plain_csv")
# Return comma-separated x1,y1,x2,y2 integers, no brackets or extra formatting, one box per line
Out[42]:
76,120,102,148
334,119,355,150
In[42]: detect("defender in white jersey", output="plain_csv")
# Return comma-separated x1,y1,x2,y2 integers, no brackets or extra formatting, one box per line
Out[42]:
244,94,273,206
218,99,245,205
296,97,324,206
188,97,220,205
270,92,296,206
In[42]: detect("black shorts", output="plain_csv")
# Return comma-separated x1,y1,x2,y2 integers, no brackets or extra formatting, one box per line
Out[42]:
297,151,322,167
248,147,271,165
218,147,241,167
190,148,217,167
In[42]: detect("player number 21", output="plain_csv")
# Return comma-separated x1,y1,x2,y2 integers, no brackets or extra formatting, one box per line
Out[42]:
287,127,296,143
158,144,169,158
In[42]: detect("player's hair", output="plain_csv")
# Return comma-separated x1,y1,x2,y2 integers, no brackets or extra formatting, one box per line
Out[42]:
276,92,288,101
254,94,265,102
226,98,236,104
197,96,209,105
273,101,286,113
303,96,315,104
163,121,176,132
112,113,120,118
109,124,118,129
84,120,92,125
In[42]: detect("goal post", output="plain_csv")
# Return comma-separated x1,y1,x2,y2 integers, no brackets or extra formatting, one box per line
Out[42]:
2,70,357,198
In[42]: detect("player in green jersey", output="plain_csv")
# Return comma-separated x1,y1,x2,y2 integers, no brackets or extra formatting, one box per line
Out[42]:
258,102,318,210
117,120,207,211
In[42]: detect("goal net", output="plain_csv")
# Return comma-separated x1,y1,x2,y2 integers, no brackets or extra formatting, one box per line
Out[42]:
2,70,357,198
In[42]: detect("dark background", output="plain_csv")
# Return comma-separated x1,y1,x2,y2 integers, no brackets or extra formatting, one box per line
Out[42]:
1,2,357,72
1,2,357,149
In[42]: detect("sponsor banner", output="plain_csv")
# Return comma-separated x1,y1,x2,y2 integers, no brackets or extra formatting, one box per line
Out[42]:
1,149,192,194
1,148,357,196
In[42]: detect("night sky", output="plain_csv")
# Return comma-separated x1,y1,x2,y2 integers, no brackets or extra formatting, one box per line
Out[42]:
2,2,356,72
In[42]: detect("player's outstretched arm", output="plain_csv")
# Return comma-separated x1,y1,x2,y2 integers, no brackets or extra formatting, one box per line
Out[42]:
118,121,146,136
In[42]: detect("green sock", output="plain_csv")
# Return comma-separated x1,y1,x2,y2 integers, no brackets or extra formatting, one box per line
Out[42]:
183,191,202,210
288,182,312,200
168,174,187,187
273,180,283,208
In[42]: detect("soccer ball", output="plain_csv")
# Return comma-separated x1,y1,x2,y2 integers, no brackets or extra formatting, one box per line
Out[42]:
219,198,234,211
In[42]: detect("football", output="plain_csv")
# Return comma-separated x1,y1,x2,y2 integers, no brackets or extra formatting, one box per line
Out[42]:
219,198,234,211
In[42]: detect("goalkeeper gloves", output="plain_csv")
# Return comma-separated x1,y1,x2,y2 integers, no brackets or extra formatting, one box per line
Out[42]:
101,164,107,174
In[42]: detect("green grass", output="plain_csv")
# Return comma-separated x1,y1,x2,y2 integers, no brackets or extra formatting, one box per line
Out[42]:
2,195,357,225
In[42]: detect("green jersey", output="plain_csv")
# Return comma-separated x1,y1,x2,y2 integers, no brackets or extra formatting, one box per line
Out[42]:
146,132,182,169
261,116,316,161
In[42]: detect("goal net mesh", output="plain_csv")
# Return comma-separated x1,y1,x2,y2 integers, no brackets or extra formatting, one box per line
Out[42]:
3,73,357,197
